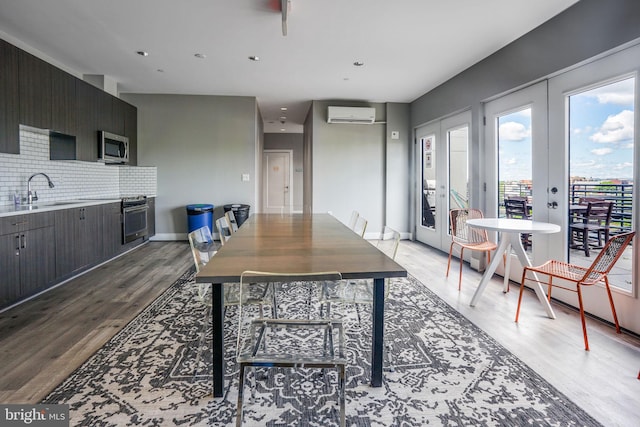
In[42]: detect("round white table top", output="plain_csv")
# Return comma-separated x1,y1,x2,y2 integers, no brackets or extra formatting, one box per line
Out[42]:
467,218,561,234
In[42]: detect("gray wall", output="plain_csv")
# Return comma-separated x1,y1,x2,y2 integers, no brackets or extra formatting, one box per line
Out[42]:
121,94,258,240
385,103,411,234
411,0,640,213
264,133,304,212
311,100,386,234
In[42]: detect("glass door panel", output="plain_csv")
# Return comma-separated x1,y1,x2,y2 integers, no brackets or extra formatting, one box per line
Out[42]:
567,77,635,292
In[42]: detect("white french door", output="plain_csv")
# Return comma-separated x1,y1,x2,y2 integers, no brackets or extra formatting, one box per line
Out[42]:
484,44,638,331
483,81,554,280
415,111,471,252
548,44,638,326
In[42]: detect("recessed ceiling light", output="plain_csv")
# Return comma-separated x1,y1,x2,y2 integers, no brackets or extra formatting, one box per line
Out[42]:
280,128,286,132
194,53,207,59
353,61,365,67
136,51,149,57
279,116,287,121
248,56,260,61
280,107,288,111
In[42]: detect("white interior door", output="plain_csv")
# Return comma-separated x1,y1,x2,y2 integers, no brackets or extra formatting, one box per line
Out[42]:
415,111,470,252
263,150,292,214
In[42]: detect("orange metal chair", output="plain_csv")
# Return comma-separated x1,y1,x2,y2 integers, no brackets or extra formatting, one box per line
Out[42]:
515,231,635,350
446,209,498,290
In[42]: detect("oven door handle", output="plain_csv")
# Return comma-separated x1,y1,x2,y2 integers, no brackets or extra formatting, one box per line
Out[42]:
123,205,149,214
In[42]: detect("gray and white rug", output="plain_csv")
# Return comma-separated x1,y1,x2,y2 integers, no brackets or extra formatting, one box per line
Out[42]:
43,271,602,426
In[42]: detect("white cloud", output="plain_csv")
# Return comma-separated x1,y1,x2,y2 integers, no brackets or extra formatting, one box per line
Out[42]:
588,78,635,106
503,157,517,165
499,121,530,142
590,110,634,144
591,147,613,156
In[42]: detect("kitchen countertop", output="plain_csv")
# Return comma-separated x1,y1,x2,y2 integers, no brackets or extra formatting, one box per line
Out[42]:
0,198,122,218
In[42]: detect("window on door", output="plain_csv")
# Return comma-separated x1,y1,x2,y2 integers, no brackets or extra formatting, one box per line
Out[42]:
421,134,436,229
568,77,635,292
497,108,533,220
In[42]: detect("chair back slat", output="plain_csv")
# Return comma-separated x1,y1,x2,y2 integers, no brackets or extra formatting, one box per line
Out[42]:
581,231,635,284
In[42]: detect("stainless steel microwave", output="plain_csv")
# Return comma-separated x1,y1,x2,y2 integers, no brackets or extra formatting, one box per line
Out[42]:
99,131,129,164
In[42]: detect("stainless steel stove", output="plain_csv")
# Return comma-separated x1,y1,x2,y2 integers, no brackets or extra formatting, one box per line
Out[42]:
122,195,148,243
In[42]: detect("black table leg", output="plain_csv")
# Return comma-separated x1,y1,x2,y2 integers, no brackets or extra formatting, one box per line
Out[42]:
371,277,384,387
212,283,225,397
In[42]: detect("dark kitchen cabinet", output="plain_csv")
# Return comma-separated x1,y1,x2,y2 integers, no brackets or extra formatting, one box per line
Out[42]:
50,65,77,135
55,205,103,278
19,50,52,130
147,197,156,238
97,90,125,136
0,39,20,154
123,102,137,166
76,79,99,161
0,212,55,308
102,202,122,259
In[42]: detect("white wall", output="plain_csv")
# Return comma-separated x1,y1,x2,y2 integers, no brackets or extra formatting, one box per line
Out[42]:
122,94,258,240
0,127,155,206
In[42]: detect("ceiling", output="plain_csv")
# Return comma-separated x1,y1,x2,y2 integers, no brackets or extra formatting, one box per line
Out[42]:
0,0,578,133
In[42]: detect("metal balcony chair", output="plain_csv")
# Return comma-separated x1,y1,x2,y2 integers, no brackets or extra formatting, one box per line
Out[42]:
570,200,613,257
236,270,347,427
515,231,635,350
504,196,532,249
446,209,498,290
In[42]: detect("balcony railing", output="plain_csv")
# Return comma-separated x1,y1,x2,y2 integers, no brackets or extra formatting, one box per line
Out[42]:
497,182,633,235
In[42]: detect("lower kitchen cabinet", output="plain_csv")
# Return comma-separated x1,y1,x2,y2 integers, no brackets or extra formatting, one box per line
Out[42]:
102,202,122,259
0,212,55,307
55,205,103,278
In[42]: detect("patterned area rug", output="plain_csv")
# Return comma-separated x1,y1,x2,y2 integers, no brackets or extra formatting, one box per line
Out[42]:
43,271,602,426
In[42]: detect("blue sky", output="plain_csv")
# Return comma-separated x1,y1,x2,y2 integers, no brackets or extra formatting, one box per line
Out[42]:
498,77,635,182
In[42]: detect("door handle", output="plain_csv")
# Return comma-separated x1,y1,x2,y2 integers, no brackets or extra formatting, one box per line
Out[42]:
547,201,558,209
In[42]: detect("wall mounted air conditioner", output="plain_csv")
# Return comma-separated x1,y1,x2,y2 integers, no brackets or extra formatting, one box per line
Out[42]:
327,106,376,124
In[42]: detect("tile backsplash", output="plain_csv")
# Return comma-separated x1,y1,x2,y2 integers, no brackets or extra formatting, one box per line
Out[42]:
0,127,156,206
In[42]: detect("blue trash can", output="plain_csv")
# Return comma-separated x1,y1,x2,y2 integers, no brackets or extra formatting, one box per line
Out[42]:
186,204,214,233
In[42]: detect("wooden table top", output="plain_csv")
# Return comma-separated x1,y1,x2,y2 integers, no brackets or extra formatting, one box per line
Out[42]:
196,213,407,283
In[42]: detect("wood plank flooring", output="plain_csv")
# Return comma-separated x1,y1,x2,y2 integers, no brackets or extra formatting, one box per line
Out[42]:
0,239,638,426
0,241,192,404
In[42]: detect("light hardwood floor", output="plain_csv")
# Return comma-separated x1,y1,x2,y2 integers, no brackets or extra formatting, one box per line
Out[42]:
0,239,638,426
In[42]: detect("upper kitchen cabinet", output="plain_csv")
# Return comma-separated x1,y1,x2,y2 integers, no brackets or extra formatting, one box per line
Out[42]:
124,102,137,166
97,90,125,136
0,39,20,154
18,50,52,130
50,65,77,135
75,79,99,161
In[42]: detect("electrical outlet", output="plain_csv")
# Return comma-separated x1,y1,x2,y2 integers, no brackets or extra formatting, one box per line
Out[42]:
242,173,250,182
391,131,400,140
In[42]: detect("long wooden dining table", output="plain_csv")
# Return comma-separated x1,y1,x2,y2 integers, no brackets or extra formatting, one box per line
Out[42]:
196,213,408,397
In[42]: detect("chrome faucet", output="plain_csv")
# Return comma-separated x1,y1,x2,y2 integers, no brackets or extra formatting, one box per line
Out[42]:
27,173,55,205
